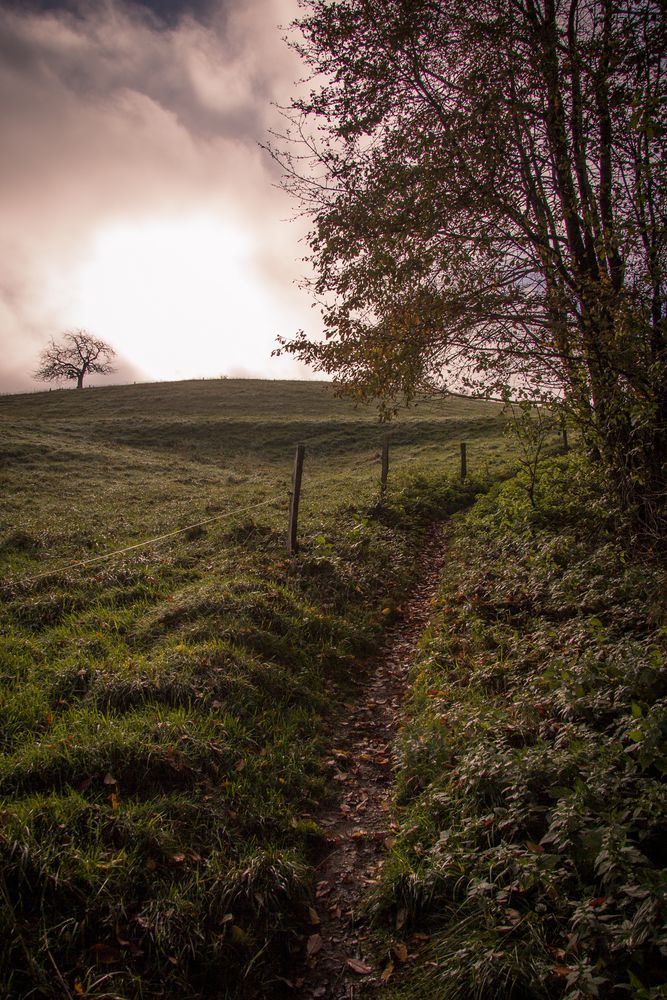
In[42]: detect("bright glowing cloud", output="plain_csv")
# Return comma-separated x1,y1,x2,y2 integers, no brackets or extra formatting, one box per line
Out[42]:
0,0,318,393
72,214,299,380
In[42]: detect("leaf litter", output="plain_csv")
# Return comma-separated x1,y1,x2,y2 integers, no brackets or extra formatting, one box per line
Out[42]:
294,527,447,999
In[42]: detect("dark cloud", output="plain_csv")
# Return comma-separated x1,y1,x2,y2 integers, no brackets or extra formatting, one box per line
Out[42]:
0,0,221,29
0,0,280,142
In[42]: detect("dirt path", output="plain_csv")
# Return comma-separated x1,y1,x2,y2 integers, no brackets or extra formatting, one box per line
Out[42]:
294,525,447,999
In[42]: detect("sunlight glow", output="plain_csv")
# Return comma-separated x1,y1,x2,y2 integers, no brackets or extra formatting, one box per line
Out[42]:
72,215,283,380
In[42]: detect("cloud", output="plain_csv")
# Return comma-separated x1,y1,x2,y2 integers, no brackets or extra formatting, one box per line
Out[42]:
0,0,318,392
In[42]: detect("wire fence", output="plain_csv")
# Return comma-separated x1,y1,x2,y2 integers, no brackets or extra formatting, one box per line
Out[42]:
11,495,285,587
5,432,498,588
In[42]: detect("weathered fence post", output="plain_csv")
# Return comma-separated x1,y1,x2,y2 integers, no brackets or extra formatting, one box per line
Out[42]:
460,442,467,481
287,444,305,555
561,424,569,453
380,437,389,497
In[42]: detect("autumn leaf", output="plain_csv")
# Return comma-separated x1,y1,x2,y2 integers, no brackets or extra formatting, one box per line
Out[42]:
551,964,573,979
306,933,323,957
391,942,408,964
90,943,121,964
109,793,120,811
380,962,394,983
308,906,321,926
347,958,373,975
103,773,117,786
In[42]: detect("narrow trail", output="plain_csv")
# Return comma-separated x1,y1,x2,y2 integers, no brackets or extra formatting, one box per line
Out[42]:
295,525,448,1000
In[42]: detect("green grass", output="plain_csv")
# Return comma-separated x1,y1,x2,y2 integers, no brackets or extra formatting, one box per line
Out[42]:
0,378,516,999
370,455,667,1000
0,379,517,576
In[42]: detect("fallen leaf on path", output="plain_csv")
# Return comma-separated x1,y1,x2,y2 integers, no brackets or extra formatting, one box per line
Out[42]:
380,962,394,983
347,958,373,975
392,942,408,963
306,934,323,958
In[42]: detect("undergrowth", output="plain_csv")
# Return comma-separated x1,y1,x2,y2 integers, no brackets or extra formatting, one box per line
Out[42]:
372,455,667,1000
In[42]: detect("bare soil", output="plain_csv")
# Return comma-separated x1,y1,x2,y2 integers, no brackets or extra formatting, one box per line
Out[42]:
292,526,447,999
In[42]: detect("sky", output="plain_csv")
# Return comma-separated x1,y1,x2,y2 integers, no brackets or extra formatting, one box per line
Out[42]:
0,0,321,392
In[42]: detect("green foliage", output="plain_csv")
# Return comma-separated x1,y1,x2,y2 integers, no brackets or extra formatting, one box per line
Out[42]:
373,455,667,999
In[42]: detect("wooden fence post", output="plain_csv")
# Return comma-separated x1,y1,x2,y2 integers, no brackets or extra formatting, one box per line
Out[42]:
460,442,467,481
287,444,305,555
562,424,569,453
380,437,389,497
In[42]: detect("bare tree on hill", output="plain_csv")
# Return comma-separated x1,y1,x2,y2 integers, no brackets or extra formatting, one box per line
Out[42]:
34,330,117,390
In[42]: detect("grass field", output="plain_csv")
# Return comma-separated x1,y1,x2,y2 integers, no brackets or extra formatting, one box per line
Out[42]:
0,378,520,999
0,378,512,575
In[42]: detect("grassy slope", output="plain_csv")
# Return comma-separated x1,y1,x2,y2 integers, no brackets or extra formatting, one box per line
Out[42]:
373,456,667,1000
0,379,509,571
0,379,513,999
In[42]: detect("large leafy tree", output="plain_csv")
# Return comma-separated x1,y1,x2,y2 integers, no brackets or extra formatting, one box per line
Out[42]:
34,330,116,390
274,0,666,537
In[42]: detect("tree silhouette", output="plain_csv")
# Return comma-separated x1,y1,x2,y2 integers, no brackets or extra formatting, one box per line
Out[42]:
35,330,116,390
